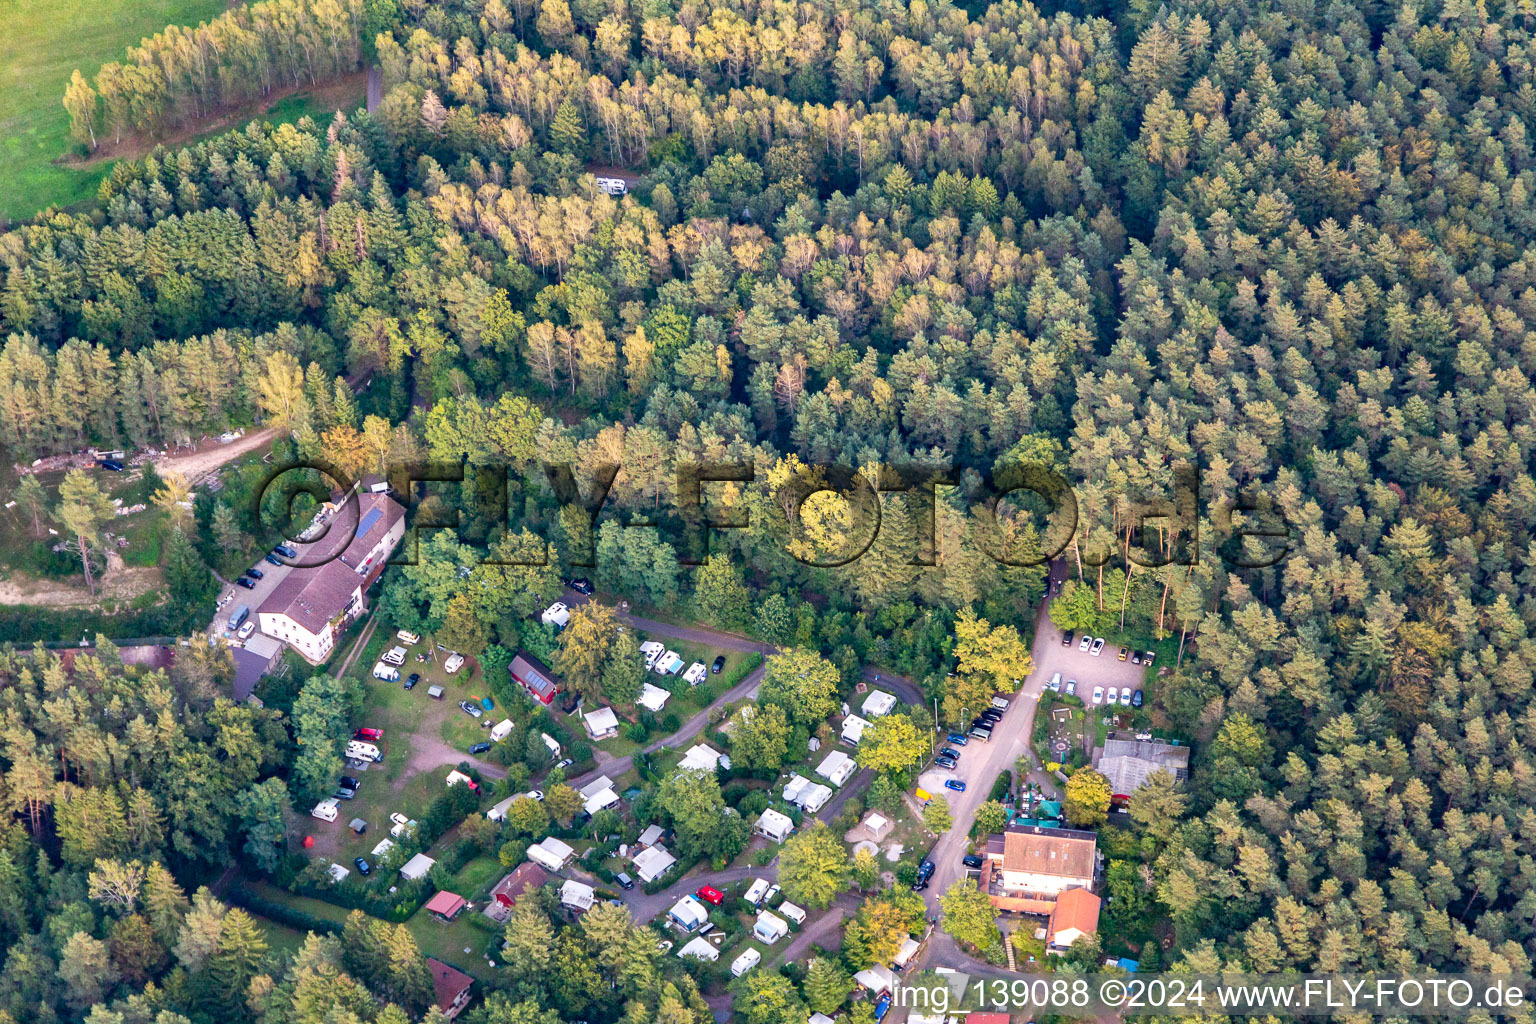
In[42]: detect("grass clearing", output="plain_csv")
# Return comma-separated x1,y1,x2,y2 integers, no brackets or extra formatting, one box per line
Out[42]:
0,0,229,220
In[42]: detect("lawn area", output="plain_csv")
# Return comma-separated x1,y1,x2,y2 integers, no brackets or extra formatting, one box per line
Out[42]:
0,0,228,220
0,0,369,222
403,912,495,977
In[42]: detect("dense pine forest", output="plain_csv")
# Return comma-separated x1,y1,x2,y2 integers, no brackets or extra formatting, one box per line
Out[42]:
0,0,1535,1017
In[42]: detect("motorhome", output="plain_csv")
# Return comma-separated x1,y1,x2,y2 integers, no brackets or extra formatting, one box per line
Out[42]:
595,176,628,195
396,630,420,645
444,652,466,674
346,741,383,762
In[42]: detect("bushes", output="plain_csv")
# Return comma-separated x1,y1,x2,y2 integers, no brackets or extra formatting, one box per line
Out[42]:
719,653,763,689
225,888,343,935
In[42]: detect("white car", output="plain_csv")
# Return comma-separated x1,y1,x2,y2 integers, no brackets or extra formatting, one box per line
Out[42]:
1090,637,1106,657
525,790,544,802
1078,635,1092,652
1048,672,1062,692
1065,680,1076,696
236,621,255,641
1119,687,1132,705
1092,686,1104,704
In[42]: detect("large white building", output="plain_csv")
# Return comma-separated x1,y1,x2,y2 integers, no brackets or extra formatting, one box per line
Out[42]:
257,491,406,663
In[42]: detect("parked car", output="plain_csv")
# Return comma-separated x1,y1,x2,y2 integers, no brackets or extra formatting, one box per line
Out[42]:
1047,672,1061,692
237,621,255,640
1092,686,1105,704
712,655,726,673
696,886,725,906
273,544,297,558
990,697,1010,711
246,567,264,580
334,788,355,800
1130,651,1143,665
555,758,573,769
1065,679,1077,696
940,747,962,760
1132,689,1144,707
565,577,594,595
458,701,483,718
1143,651,1157,666
1090,637,1106,656
235,576,256,589
1119,687,1133,705
1078,635,1092,652
354,857,371,876
404,673,419,690
915,860,935,883
945,779,967,792
980,710,1003,724
1118,647,1129,661
264,553,283,566
962,853,984,868
525,790,544,802
935,755,957,769
1062,630,1074,647
468,742,492,754
946,732,969,746
615,872,635,890
99,459,125,471
354,728,383,741
339,776,359,790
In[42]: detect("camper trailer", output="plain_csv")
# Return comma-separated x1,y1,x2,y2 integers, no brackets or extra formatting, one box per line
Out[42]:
595,176,628,195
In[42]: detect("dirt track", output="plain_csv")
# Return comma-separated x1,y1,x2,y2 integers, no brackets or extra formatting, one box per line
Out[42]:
153,428,276,484
0,561,163,608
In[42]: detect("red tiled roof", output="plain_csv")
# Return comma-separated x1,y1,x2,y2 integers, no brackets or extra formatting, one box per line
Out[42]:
427,958,473,1013
1048,886,1102,941
423,890,467,918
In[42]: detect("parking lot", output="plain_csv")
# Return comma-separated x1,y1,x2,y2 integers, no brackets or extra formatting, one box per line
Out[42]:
1029,616,1151,704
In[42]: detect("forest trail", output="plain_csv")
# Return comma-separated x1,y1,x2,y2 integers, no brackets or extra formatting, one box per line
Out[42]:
153,427,276,484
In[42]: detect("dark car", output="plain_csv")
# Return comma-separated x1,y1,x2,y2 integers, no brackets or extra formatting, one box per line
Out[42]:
935,755,957,769
98,459,125,471
1130,650,1142,665
945,779,967,792
339,776,359,790
235,576,257,589
615,872,635,890
354,857,371,876
712,655,726,673
1132,689,1144,707
468,742,492,755
264,553,283,566
1062,630,1074,647
962,853,984,868
273,544,297,558
247,567,264,580
980,709,1003,723
565,577,594,595
404,673,419,690
940,747,961,760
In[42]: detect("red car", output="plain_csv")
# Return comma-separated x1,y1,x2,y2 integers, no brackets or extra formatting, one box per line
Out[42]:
354,728,383,741
696,886,724,906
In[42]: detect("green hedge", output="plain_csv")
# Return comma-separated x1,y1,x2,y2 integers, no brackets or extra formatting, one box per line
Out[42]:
226,887,343,936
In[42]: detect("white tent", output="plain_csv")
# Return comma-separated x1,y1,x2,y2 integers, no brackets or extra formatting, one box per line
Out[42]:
862,690,898,717
753,911,789,943
668,895,709,931
840,715,871,745
527,837,574,871
399,853,436,881
678,744,724,773
677,936,719,961
371,837,395,859
638,683,671,712
730,947,762,977
816,750,858,786
632,845,677,882
326,862,350,883
560,880,595,911
755,808,794,843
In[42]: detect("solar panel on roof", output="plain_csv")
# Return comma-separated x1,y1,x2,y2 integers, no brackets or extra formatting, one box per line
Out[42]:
357,507,382,539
